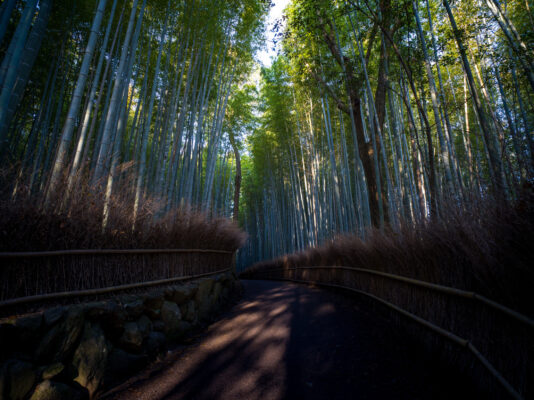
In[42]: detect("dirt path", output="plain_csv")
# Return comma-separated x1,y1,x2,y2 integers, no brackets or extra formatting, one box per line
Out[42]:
104,280,476,400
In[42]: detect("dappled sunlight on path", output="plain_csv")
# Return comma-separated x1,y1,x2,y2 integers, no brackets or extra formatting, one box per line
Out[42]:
106,280,477,400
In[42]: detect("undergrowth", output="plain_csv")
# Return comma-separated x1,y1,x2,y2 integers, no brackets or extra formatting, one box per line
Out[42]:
242,186,534,398
0,168,246,303
0,168,247,252
243,185,534,315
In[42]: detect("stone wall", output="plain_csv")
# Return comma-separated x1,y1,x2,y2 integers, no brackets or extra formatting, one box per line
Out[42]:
0,271,242,400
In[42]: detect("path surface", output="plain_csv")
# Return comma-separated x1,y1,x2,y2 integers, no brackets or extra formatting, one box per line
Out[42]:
105,280,477,400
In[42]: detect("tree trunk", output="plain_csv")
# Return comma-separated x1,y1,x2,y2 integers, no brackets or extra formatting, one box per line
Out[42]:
319,15,381,227
485,0,534,92
66,0,121,195
443,0,507,197
229,131,241,222
0,0,38,155
93,0,142,183
0,0,17,46
133,1,169,221
48,0,108,199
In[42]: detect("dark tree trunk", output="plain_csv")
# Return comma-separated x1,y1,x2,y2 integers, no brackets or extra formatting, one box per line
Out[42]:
319,22,381,227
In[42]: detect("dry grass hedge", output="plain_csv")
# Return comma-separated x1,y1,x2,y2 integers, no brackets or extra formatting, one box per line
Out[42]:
0,170,246,253
242,185,534,398
0,169,246,301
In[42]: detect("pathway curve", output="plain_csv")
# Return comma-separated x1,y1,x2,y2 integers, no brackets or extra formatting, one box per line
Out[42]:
104,280,477,399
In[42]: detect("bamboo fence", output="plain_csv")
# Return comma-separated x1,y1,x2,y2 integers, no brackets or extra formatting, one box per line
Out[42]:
245,265,532,400
0,248,235,304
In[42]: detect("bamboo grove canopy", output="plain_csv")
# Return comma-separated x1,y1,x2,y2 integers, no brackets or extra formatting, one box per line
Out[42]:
0,0,532,271
0,0,268,220
237,0,533,269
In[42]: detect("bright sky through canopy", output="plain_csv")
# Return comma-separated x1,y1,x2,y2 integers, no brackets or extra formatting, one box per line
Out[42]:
256,0,290,67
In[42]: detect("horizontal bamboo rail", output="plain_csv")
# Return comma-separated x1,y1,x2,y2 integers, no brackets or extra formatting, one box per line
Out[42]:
256,266,534,329
0,248,233,259
267,276,523,400
0,268,230,309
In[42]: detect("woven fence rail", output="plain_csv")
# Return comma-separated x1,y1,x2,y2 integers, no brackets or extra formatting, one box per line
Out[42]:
0,248,235,304
0,268,230,311
245,266,532,400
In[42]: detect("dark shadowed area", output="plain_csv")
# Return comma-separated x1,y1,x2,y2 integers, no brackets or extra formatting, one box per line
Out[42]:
104,280,478,400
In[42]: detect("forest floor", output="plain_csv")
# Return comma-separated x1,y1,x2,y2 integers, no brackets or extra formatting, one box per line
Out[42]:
102,280,480,400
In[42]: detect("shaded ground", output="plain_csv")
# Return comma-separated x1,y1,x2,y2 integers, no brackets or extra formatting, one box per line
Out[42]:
104,280,478,400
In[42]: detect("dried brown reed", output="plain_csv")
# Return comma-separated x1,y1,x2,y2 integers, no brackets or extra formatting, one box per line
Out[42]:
0,168,246,302
1,169,246,252
242,185,534,398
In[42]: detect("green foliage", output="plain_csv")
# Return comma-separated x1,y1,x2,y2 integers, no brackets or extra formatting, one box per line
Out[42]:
225,83,258,148
238,0,534,269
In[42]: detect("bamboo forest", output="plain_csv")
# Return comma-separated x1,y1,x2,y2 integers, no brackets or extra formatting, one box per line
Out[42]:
0,0,531,256
237,0,534,269
0,0,533,398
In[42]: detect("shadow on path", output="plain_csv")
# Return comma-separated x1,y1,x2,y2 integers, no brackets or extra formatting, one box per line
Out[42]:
105,280,477,400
